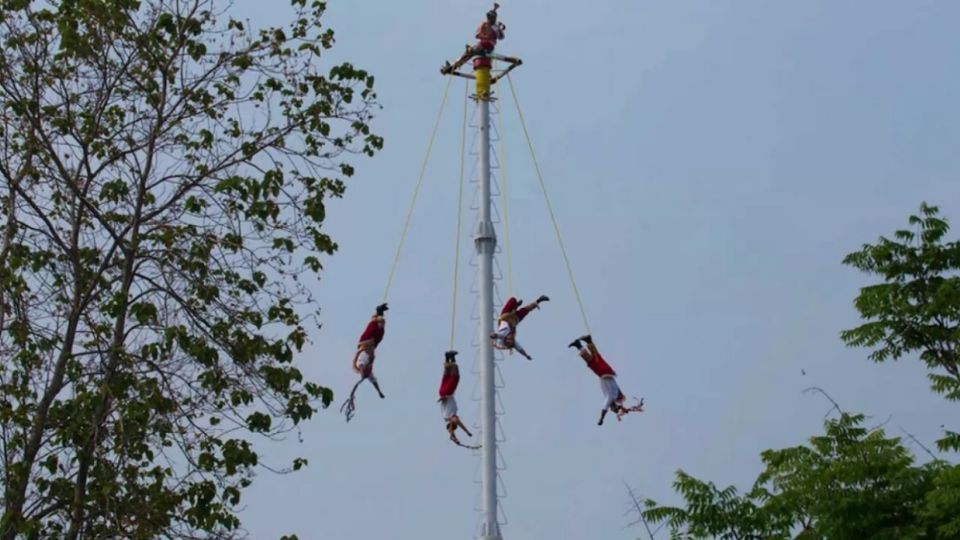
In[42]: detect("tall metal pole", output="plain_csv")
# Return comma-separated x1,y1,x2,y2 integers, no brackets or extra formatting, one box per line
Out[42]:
474,68,500,540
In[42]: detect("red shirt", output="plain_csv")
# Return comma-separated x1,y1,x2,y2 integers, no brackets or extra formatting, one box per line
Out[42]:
439,363,460,397
586,352,616,378
358,317,385,346
499,297,519,317
500,296,536,324
475,21,503,44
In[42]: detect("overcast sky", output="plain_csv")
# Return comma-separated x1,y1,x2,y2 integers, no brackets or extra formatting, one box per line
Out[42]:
228,1,960,538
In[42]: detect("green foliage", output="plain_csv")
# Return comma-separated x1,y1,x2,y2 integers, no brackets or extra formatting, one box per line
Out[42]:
643,415,959,539
637,205,960,539
0,0,379,538
642,472,784,539
841,203,960,451
919,463,960,539
758,414,938,539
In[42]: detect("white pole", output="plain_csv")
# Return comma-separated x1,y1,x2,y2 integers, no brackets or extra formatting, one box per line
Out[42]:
475,92,501,540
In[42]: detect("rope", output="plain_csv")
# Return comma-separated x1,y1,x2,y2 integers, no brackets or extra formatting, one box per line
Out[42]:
495,89,514,296
449,80,469,349
505,74,591,334
382,77,453,302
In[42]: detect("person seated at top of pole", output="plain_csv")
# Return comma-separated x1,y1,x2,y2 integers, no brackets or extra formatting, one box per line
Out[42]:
441,3,506,75
490,295,549,360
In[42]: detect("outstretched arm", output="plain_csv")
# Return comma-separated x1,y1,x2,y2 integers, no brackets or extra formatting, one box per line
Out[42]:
448,422,463,444
369,377,385,399
456,417,473,437
448,419,481,449
348,378,363,401
511,339,532,360
616,397,645,420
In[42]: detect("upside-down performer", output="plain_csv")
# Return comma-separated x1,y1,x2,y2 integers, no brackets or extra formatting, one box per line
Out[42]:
440,3,506,75
490,295,549,360
340,303,388,422
439,350,479,449
568,335,644,425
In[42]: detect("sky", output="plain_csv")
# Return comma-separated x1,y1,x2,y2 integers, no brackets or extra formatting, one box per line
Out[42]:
227,1,960,539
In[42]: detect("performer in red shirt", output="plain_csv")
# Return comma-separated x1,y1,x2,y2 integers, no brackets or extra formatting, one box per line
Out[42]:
490,295,549,360
569,335,644,425
341,303,388,421
441,3,507,75
438,350,477,448
474,3,505,51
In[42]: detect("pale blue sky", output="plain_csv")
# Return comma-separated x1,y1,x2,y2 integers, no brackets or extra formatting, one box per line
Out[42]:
231,1,960,539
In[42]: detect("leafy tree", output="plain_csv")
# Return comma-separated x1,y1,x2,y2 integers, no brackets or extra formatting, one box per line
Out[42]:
641,414,956,539
639,470,784,539
919,463,960,539
842,203,960,451
636,205,960,539
0,0,381,538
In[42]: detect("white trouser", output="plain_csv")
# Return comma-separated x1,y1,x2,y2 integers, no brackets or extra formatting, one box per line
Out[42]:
493,320,512,339
439,396,458,421
356,349,377,383
599,376,621,409
493,321,528,355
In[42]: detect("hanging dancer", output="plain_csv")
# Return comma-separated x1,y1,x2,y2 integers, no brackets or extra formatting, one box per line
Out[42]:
439,350,480,449
490,295,549,360
568,335,644,425
340,303,389,421
441,3,506,75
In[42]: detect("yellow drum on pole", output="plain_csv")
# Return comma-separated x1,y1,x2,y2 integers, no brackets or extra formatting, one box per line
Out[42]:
475,67,492,100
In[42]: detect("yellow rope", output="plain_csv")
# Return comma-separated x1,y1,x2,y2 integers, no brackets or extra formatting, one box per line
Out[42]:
382,77,453,302
505,74,591,334
450,80,469,349
496,88,514,297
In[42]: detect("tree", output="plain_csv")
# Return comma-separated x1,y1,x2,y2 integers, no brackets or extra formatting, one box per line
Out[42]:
640,413,956,539
634,205,960,539
841,203,960,451
0,1,381,538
